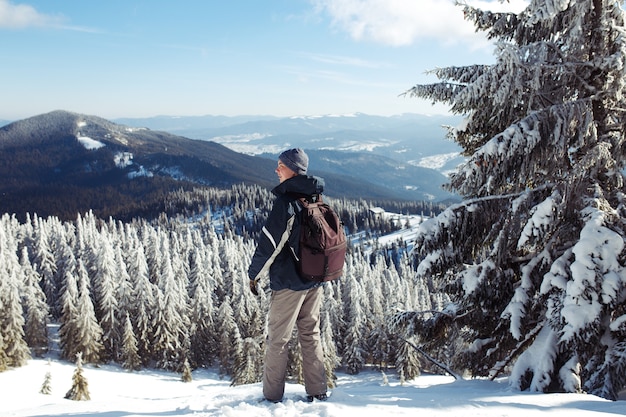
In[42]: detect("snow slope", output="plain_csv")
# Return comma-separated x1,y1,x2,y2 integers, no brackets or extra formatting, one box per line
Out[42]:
2,358,624,417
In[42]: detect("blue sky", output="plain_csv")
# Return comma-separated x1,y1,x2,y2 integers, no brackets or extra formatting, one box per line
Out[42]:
1,0,527,120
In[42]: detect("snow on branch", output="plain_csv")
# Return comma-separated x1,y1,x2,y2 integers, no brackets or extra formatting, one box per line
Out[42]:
527,0,574,24
450,100,594,197
559,205,625,343
517,195,558,250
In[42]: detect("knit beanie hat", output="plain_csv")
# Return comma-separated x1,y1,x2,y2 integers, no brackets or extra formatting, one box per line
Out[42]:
279,148,308,175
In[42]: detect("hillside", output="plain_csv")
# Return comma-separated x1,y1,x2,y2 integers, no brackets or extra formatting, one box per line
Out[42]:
117,112,466,178
0,110,410,221
118,112,462,202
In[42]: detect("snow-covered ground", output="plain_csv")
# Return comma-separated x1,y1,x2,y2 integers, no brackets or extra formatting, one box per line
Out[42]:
3,358,624,417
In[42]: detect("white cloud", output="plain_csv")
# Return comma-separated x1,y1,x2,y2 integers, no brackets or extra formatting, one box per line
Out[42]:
312,0,528,49
0,0,63,29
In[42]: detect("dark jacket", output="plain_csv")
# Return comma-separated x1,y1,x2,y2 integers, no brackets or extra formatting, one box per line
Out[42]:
248,175,325,291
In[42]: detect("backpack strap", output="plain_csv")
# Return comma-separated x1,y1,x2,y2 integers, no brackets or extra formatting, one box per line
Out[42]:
309,193,322,203
287,192,322,205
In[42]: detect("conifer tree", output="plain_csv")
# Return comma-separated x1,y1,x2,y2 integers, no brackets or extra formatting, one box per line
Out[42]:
188,249,218,368
32,218,57,319
125,237,155,364
181,358,193,383
54,234,78,320
287,332,304,384
216,296,241,377
152,247,190,371
5,288,30,366
92,235,120,362
40,361,52,395
113,245,133,361
342,272,367,375
367,258,393,368
231,337,263,386
320,308,340,388
120,313,141,371
74,260,104,364
0,334,8,372
65,352,90,401
20,247,49,357
322,281,344,361
58,254,79,361
400,0,626,399
393,337,421,381
0,240,31,367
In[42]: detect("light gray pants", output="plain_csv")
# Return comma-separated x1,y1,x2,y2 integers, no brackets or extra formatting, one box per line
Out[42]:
263,286,327,401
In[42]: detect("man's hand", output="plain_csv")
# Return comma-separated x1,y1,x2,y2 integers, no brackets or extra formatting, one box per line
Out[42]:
249,279,259,296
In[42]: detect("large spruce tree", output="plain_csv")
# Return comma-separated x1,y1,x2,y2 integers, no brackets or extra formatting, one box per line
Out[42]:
399,0,626,400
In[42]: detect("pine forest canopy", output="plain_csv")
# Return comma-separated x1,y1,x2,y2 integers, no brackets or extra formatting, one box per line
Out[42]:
398,0,626,400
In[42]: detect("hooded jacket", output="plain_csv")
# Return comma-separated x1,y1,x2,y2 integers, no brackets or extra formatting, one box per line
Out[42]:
248,175,325,291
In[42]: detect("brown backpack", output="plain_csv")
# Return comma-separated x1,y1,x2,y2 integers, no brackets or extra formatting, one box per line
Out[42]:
295,194,347,282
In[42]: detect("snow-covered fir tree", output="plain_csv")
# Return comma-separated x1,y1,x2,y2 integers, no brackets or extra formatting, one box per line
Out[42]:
320,307,340,388
58,252,79,361
216,297,242,377
399,0,626,400
393,337,421,381
0,267,30,368
0,219,31,367
92,233,120,362
31,216,57,321
20,247,49,357
65,352,90,401
181,358,193,383
0,334,9,372
152,236,191,371
40,360,52,395
231,337,263,386
120,313,141,371
113,245,133,361
74,260,104,364
342,263,367,375
124,230,155,365
287,333,304,384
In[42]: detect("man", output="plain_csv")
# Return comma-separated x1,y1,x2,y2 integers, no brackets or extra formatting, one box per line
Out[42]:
248,148,328,403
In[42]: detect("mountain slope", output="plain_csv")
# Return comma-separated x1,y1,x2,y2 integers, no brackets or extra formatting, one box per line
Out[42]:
117,113,464,167
303,149,455,201
117,112,462,201
0,110,406,221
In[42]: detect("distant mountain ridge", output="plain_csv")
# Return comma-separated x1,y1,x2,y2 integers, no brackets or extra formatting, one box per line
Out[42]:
117,112,463,201
0,110,456,221
116,112,465,175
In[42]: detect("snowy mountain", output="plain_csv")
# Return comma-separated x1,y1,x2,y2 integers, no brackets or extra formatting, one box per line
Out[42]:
116,112,466,176
0,110,457,221
117,112,463,203
0,110,279,220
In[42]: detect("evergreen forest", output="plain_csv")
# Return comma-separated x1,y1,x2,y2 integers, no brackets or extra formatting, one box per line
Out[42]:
0,183,446,387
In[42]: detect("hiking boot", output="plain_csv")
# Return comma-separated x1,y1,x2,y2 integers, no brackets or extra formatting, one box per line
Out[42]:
306,393,328,402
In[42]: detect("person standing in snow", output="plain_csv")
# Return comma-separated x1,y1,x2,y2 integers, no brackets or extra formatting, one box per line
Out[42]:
248,148,328,403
